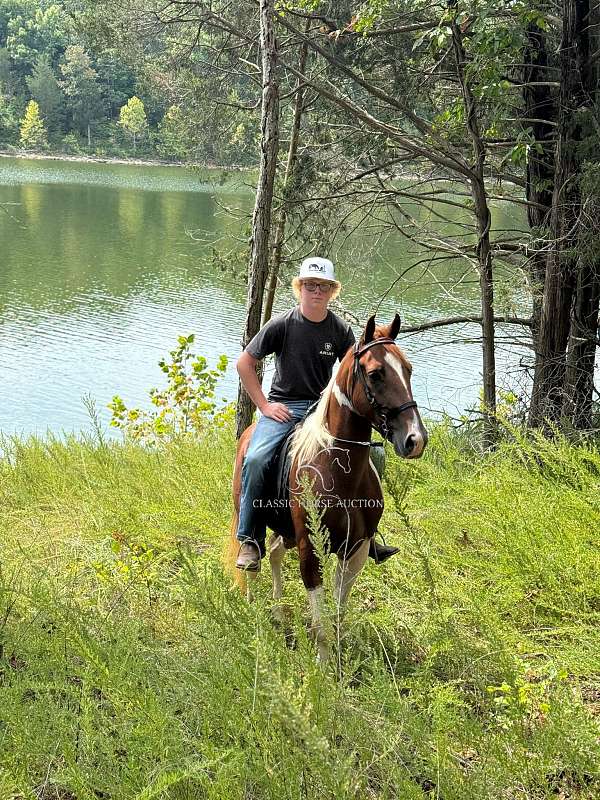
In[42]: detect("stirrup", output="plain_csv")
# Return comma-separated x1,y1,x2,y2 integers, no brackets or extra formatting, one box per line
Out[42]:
235,538,263,572
369,533,400,565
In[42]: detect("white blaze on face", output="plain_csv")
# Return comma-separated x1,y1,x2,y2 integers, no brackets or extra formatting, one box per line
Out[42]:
384,352,410,393
333,382,355,412
384,350,425,457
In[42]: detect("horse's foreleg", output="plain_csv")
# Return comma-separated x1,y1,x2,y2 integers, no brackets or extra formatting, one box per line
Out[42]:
269,534,286,623
307,585,329,663
245,570,259,603
334,538,370,612
298,538,329,663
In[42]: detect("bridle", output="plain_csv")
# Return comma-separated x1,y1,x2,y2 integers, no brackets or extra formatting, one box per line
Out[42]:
350,337,418,442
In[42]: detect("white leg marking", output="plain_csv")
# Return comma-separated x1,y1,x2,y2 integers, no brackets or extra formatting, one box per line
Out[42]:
334,538,370,609
246,570,259,603
308,586,329,663
384,351,409,392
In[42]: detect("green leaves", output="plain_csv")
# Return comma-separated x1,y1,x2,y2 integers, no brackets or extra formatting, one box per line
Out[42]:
118,95,148,152
19,98,48,149
108,335,231,444
412,24,452,54
486,664,569,731
497,127,538,170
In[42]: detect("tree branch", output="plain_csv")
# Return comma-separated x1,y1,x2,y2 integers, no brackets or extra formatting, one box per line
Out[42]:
400,315,533,334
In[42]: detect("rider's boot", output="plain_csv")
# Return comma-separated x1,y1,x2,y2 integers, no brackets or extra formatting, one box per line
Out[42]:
368,536,400,564
236,541,262,572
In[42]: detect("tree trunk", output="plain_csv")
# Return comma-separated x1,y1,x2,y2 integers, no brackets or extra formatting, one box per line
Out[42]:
564,257,600,428
529,0,587,428
522,22,555,343
87,123,91,148
262,33,309,325
564,0,599,428
235,0,280,438
451,20,497,446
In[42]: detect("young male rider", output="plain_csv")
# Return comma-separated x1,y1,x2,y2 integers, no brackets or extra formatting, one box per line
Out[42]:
235,256,398,571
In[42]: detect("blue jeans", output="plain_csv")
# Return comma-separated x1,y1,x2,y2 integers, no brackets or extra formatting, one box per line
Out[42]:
236,400,312,555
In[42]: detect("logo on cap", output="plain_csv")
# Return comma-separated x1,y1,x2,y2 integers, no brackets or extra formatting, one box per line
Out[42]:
308,263,325,272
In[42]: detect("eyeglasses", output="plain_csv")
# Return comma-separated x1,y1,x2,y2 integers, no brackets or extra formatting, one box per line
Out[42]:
302,281,332,294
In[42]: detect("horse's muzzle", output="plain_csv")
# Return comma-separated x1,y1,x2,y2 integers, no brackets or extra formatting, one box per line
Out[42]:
391,415,428,459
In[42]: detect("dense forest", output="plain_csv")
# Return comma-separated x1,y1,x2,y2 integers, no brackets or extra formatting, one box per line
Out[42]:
1,0,599,438
0,0,256,162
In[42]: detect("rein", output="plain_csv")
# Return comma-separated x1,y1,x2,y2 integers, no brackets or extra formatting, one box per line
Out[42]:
330,434,371,447
351,337,418,441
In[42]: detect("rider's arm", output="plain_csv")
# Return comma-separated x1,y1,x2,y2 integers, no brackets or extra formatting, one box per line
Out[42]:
236,351,268,413
236,351,292,422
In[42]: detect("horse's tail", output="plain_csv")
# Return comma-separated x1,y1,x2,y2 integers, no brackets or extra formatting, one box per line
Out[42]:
224,424,255,593
223,508,246,591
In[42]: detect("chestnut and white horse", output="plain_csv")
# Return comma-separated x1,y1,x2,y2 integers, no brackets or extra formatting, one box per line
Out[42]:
228,314,427,660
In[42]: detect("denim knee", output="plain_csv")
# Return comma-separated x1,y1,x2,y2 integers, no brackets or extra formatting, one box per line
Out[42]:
242,450,269,480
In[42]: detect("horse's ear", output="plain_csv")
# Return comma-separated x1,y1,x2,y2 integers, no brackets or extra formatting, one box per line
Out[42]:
361,315,376,345
389,313,401,340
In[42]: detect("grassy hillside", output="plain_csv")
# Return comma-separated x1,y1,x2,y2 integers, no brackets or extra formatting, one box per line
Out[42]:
0,424,599,799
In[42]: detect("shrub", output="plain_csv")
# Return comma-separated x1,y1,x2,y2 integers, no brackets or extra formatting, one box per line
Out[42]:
108,334,232,443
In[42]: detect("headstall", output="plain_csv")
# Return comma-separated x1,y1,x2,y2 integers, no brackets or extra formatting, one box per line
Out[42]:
351,337,418,441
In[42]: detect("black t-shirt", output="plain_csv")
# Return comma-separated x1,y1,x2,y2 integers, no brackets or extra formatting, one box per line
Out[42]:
245,306,356,402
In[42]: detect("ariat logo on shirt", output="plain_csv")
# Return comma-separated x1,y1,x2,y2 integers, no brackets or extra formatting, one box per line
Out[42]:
319,342,334,357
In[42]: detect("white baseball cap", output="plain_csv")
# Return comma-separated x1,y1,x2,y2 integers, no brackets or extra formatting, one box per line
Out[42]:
299,256,337,283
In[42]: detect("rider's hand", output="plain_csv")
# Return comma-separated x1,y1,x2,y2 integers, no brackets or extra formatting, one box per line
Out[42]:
261,402,293,423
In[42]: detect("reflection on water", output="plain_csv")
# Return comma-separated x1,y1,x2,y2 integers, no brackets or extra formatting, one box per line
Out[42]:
0,156,530,436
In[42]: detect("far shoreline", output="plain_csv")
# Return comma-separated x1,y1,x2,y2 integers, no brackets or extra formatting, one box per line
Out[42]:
0,148,253,172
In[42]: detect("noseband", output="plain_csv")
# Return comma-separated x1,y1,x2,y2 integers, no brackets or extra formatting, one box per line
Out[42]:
351,338,418,441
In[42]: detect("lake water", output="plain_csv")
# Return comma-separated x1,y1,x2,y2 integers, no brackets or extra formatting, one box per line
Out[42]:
0,155,530,437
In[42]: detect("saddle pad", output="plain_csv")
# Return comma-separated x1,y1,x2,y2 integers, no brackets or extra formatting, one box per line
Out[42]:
370,442,386,478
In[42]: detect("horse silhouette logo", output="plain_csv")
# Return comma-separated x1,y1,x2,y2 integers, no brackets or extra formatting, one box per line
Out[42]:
292,447,352,494
308,262,326,272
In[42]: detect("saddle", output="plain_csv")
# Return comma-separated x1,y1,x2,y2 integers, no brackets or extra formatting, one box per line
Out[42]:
252,408,313,542
274,427,297,505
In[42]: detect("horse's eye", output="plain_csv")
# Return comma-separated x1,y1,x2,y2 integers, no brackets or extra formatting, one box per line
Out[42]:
368,370,383,382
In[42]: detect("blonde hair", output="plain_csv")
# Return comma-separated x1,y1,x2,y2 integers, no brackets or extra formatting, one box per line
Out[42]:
291,276,342,301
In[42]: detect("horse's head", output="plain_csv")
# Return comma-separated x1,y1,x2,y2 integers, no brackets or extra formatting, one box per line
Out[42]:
347,314,428,459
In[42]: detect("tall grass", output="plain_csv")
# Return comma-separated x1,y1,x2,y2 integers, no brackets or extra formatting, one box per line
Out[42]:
0,423,599,799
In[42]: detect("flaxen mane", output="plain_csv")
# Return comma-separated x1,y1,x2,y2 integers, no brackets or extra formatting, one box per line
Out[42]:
289,376,335,469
